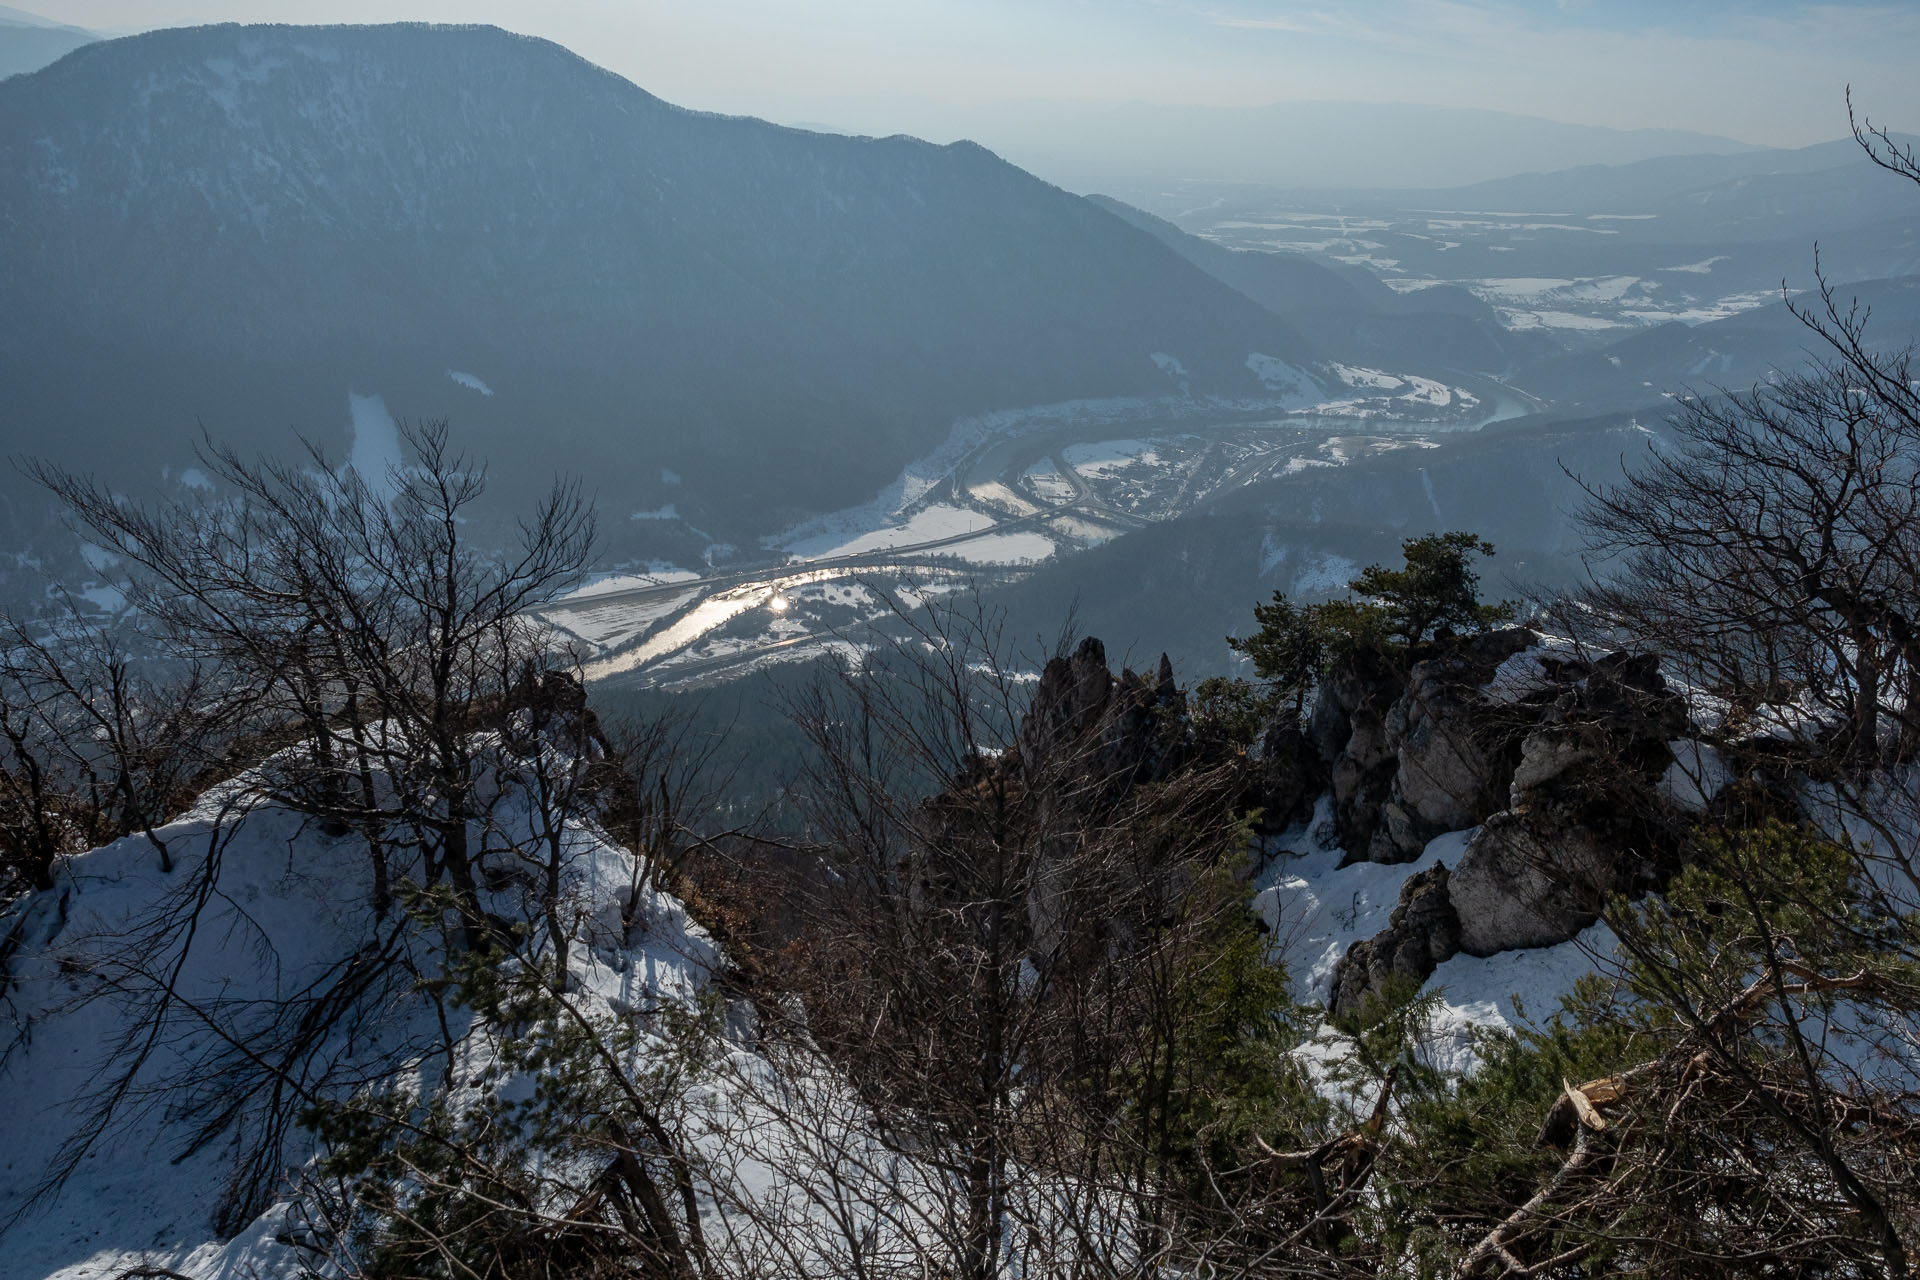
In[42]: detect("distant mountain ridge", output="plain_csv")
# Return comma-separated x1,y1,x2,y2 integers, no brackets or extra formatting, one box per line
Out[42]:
1085,195,1554,375
0,22,1326,547
909,99,1759,199
0,5,97,79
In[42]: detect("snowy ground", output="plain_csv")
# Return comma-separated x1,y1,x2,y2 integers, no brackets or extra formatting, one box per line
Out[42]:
0,763,719,1280
1062,439,1160,478
548,587,700,651
1022,459,1077,504
1196,202,1790,336
1256,797,1617,1083
784,503,996,560
1,750,1628,1280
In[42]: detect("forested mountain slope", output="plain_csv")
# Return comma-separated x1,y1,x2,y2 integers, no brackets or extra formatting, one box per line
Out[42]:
0,22,1325,543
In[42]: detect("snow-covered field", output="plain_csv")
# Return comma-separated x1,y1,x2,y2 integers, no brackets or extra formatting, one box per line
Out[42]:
546,587,699,651
1023,458,1077,504
1062,439,1160,478
933,530,1056,564
785,503,994,560
563,567,703,599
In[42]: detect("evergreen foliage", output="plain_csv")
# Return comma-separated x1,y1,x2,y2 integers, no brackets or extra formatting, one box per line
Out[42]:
1228,530,1517,719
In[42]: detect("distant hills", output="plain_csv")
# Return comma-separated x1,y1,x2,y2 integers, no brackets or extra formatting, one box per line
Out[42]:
1365,135,1920,245
1086,195,1550,375
0,5,97,79
0,22,1330,547
1518,274,1920,410
879,99,1759,198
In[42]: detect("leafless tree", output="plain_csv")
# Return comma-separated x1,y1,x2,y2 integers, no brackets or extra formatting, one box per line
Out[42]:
1514,101,1920,1280
26,420,595,932
6,420,601,1232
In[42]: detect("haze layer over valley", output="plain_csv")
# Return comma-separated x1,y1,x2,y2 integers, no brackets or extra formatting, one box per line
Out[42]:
6,18,1916,686
6,7,1920,1279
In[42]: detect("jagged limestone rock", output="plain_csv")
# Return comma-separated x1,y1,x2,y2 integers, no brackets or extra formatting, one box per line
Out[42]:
1446,814,1616,956
1316,628,1536,864
1319,637,1697,996
1255,723,1326,831
1509,729,1598,801
1369,636,1528,861
1327,864,1462,1016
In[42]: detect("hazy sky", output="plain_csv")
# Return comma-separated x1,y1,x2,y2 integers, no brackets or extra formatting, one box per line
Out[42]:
17,0,1920,147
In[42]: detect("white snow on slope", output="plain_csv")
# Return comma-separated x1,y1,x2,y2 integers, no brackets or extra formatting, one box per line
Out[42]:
1291,552,1358,595
1256,808,1476,1006
1398,375,1454,407
346,391,403,498
1257,797,1618,1081
1483,634,1584,704
1245,353,1319,402
1149,352,1190,391
1660,738,1734,812
1661,256,1729,274
1420,922,1618,1075
0,745,1182,1277
1332,364,1405,392
0,764,716,1280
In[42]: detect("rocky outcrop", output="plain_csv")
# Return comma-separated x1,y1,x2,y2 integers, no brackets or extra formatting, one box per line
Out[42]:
1316,636,1694,1010
1254,723,1326,832
1327,864,1461,1018
1311,629,1536,865
1020,637,1185,793
1368,629,1538,863
1311,646,1407,860
1447,815,1616,956
1444,649,1687,957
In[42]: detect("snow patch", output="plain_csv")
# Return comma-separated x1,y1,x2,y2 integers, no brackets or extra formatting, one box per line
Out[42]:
1149,351,1190,390
0,769,716,1280
346,392,403,499
1256,810,1475,1006
1023,458,1076,504
785,503,995,560
1398,375,1453,408
1420,922,1619,1075
1245,353,1318,403
1332,364,1405,392
1660,739,1734,812
1062,439,1159,478
77,542,118,573
933,531,1056,565
1483,636,1583,704
1291,552,1357,596
1661,256,1729,274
